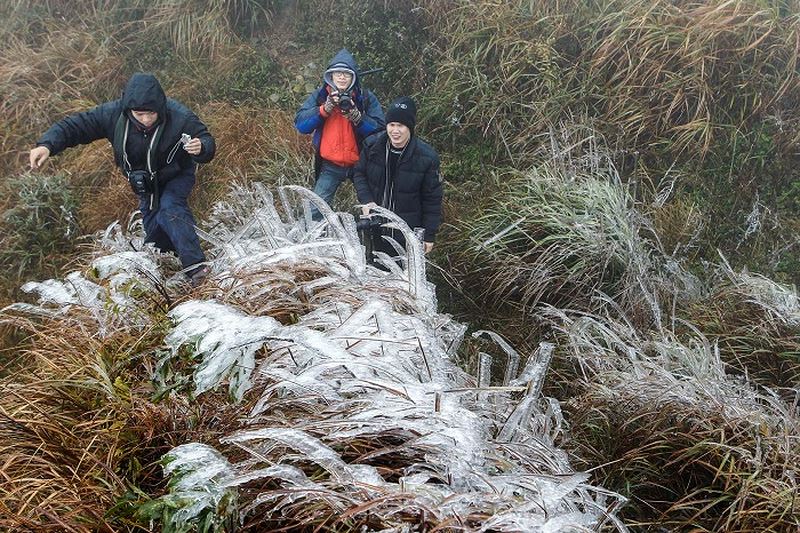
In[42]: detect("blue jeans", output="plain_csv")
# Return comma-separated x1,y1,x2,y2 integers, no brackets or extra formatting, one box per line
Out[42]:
138,173,205,269
311,161,351,220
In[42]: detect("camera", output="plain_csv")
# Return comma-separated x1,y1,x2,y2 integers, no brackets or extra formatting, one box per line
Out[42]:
337,94,354,112
356,214,384,233
127,169,153,196
356,214,387,266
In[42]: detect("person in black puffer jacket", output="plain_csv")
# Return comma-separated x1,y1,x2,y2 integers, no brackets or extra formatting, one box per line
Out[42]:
29,73,216,286
353,96,443,263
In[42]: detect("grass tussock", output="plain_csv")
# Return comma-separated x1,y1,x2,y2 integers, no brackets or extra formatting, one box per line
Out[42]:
586,0,800,157
548,309,800,532
0,27,125,168
423,0,800,164
0,252,257,531
685,262,800,389
0,315,156,531
440,130,664,324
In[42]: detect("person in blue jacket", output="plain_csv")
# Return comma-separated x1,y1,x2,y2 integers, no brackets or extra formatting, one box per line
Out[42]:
29,73,215,286
295,48,384,218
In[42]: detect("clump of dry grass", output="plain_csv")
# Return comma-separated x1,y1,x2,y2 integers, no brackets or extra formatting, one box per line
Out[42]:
0,314,155,531
134,0,274,60
421,0,565,164
547,308,800,531
422,0,800,164
586,0,800,157
0,26,125,170
684,261,800,390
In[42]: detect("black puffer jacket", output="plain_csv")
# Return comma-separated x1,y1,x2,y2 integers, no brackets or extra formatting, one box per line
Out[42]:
37,73,215,183
353,132,443,242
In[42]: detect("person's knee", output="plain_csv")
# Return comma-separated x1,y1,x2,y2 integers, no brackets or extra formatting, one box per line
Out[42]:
313,177,339,203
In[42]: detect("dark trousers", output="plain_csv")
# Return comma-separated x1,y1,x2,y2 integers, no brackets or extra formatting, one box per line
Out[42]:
138,173,205,269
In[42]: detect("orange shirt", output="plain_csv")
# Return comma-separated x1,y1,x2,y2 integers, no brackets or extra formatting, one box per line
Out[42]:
318,105,360,167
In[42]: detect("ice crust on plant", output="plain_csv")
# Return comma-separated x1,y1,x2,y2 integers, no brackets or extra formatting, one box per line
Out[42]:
5,223,162,334
157,184,626,531
8,184,626,531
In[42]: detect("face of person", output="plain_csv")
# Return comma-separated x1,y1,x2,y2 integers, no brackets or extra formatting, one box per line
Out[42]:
131,110,158,128
331,70,353,92
387,122,411,148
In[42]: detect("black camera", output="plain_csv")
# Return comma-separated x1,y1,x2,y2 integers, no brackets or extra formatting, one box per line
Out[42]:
356,214,384,233
357,214,387,266
337,94,354,112
127,169,154,196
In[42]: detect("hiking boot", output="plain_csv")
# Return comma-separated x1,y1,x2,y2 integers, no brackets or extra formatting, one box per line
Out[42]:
188,265,211,288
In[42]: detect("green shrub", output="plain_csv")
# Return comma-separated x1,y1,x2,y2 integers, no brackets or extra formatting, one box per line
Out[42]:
0,172,80,283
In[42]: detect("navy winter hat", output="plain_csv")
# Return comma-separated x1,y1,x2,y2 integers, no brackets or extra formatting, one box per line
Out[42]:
385,96,417,132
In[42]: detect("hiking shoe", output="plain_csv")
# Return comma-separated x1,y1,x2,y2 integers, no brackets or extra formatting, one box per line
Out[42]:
188,265,211,288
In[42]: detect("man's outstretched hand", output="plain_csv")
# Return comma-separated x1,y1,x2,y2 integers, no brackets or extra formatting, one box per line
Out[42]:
29,146,50,170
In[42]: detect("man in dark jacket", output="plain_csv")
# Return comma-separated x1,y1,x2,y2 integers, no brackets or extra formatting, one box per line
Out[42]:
29,72,215,286
353,96,443,260
295,49,384,219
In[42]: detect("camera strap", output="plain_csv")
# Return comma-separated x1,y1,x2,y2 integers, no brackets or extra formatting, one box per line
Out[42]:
115,114,162,210
166,138,183,165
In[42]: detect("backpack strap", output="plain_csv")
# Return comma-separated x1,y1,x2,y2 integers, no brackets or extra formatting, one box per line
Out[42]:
113,112,128,171
114,111,162,211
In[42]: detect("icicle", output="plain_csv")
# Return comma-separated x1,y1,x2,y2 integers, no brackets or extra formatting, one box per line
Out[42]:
281,185,366,277
511,342,554,399
478,352,493,388
472,330,520,385
221,428,354,483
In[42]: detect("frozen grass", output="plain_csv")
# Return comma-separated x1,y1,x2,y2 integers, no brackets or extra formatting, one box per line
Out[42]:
684,257,800,389
2,184,626,531
442,127,668,329
545,306,800,531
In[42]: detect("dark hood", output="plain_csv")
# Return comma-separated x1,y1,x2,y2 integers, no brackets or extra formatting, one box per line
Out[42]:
323,48,360,92
121,73,167,116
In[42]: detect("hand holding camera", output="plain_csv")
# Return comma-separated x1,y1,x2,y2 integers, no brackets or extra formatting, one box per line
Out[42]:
361,201,378,216
323,93,336,114
337,93,354,112
181,133,202,155
345,106,362,125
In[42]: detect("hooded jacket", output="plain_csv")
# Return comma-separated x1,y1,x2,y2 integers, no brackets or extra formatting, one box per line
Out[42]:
353,131,443,242
37,73,215,185
294,49,384,166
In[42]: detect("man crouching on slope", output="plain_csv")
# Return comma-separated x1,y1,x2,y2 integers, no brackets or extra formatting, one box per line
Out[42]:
29,72,216,287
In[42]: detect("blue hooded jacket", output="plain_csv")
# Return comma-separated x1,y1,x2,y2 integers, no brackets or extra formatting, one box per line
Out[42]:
294,49,384,160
